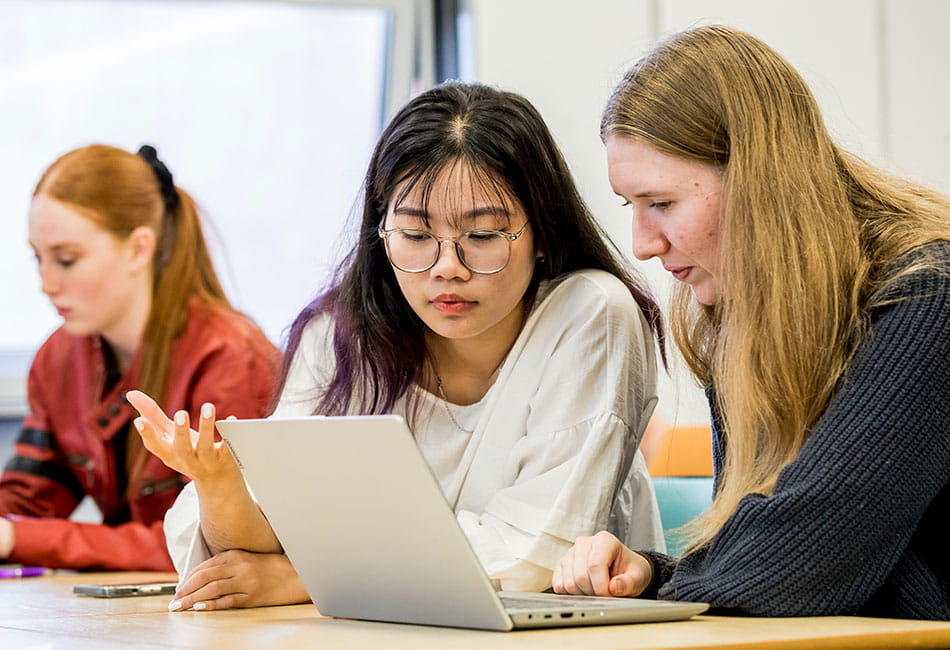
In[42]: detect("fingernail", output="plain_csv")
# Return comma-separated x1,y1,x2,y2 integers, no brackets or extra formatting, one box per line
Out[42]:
175,411,187,426
133,419,144,432
192,602,207,611
201,403,213,419
168,600,182,612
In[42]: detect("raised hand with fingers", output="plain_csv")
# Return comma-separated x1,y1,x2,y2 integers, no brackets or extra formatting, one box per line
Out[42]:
552,530,653,598
167,550,310,612
127,389,280,556
127,390,241,484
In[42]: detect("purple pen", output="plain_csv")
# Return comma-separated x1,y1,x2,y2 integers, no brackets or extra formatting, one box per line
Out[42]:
0,566,50,578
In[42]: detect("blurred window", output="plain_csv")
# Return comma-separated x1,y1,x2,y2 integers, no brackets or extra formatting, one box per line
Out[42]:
0,0,433,414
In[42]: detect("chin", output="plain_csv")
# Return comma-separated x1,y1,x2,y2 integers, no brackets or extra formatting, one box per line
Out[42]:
690,286,721,306
60,319,95,337
425,317,482,341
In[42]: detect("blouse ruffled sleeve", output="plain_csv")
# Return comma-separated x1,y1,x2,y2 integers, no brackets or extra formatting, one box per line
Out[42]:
455,270,663,591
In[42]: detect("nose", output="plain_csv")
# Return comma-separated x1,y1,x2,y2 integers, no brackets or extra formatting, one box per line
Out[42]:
430,237,471,280
629,210,668,261
38,260,60,297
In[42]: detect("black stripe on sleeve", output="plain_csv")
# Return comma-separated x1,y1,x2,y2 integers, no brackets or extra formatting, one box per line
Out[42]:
3,456,86,502
15,428,58,450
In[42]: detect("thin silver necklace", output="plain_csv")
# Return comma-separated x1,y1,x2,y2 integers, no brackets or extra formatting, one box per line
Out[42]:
435,374,475,435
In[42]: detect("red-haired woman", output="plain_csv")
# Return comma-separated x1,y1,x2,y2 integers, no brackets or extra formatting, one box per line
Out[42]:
0,144,280,570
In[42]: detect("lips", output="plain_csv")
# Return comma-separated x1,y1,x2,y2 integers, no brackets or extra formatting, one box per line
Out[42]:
664,265,692,282
431,294,476,315
55,306,72,318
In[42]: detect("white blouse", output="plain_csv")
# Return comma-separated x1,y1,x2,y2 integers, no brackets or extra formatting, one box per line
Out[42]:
165,269,664,591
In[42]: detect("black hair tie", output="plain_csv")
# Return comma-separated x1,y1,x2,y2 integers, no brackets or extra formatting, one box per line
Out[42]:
137,144,181,216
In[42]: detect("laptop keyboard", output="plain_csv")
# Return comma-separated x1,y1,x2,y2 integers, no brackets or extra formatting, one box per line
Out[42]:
499,594,639,611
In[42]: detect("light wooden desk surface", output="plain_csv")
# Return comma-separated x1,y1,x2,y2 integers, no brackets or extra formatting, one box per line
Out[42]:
1,572,950,649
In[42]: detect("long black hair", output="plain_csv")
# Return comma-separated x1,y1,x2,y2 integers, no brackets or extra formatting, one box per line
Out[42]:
278,81,663,416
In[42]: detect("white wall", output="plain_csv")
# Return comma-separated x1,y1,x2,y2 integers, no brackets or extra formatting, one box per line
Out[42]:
467,0,950,426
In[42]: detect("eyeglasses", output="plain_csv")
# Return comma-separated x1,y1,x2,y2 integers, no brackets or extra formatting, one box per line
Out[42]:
378,221,530,274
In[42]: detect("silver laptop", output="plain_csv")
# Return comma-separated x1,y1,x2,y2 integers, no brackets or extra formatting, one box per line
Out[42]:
217,415,708,631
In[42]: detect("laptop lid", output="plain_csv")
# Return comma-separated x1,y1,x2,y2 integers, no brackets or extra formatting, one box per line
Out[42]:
217,415,707,631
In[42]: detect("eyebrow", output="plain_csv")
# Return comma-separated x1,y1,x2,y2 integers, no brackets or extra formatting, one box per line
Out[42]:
392,206,511,219
28,242,82,255
613,190,664,200
630,190,666,199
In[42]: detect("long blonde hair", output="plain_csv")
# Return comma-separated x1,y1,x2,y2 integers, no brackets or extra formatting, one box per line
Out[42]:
33,144,232,406
602,25,950,549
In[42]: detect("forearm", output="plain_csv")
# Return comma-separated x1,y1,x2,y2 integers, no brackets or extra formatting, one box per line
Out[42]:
8,517,173,570
194,474,281,555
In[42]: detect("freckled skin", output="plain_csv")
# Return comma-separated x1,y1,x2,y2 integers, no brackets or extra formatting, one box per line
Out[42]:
605,136,724,305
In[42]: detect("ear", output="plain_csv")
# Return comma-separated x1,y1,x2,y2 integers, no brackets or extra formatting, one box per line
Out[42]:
126,226,157,273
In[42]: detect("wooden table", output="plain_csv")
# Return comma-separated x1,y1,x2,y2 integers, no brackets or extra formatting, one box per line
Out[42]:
2,572,950,649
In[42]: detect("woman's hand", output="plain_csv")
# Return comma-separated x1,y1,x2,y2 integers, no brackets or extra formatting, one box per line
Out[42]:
128,390,280,555
168,550,310,612
0,518,13,559
127,390,240,484
552,531,653,597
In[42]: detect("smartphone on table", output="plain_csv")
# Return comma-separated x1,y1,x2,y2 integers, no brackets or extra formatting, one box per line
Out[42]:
73,581,177,598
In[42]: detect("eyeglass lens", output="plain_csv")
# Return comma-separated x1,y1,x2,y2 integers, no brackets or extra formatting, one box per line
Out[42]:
386,230,511,273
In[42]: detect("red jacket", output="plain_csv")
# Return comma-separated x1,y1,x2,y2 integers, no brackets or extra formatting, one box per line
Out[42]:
0,301,280,570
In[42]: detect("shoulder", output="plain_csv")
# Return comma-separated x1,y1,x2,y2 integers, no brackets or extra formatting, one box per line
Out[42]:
30,327,92,372
534,269,641,318
840,241,950,398
880,239,950,288
523,269,654,366
175,300,279,368
530,269,650,344
25,329,102,418
272,312,336,417
293,312,336,358
516,271,658,422
183,300,273,347
870,239,950,313
285,311,337,379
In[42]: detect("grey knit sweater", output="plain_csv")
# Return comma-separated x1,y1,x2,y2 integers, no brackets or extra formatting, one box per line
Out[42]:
643,241,950,620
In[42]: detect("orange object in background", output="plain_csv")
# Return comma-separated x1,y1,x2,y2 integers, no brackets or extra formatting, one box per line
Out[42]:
647,424,715,554
647,425,714,477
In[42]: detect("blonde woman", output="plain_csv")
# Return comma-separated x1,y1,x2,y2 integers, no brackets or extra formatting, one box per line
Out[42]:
553,25,950,620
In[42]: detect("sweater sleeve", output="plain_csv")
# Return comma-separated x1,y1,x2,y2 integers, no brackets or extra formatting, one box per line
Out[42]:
657,262,950,616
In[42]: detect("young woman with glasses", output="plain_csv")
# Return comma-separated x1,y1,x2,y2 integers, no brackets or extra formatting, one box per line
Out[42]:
129,81,667,610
